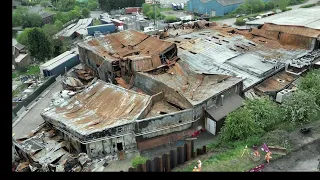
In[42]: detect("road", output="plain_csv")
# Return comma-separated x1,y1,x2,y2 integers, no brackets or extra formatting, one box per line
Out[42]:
12,81,63,139
90,11,105,19
217,0,319,27
263,140,320,172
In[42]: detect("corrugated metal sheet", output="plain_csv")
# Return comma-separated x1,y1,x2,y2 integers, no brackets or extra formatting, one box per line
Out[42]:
140,62,243,105
251,28,279,41
262,23,320,38
128,55,162,72
279,33,313,50
254,71,298,93
112,30,149,47
42,80,152,136
136,36,176,55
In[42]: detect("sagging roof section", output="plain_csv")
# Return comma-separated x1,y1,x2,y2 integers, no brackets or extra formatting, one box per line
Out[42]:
78,30,176,64
139,62,243,106
41,80,152,137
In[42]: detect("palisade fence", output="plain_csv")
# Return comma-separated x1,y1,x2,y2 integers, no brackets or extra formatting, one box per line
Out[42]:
127,140,207,172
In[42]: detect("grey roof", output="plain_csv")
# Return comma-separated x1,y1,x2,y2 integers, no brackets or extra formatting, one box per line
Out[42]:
216,0,244,6
40,51,77,71
39,11,54,19
14,43,25,50
246,6,320,30
206,94,244,121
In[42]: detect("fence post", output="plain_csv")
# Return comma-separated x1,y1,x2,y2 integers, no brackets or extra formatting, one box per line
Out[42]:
159,156,163,172
170,149,177,168
150,159,155,172
146,160,152,172
203,145,207,154
142,163,147,172
154,157,160,172
137,164,143,172
162,154,167,172
184,143,188,162
191,140,195,158
187,142,191,161
128,167,135,172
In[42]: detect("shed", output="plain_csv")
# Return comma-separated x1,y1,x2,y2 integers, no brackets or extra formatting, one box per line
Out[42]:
40,51,79,77
87,24,116,36
187,0,245,16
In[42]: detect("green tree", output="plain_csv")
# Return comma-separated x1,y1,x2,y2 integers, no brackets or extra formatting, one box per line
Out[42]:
54,20,64,30
68,9,81,20
27,28,52,62
220,108,262,141
42,24,59,38
87,0,99,11
281,90,319,126
135,0,145,7
40,0,50,7
142,3,151,14
22,13,43,28
271,0,289,10
51,39,65,57
131,156,148,168
56,0,76,12
17,28,33,46
56,12,68,23
244,98,282,131
98,0,111,12
299,69,320,106
12,7,29,27
82,8,90,18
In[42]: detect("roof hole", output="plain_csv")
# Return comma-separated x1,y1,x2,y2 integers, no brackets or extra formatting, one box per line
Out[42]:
189,51,197,54
222,40,229,43
215,42,222,45
179,47,185,50
184,37,191,40
248,42,256,46
218,34,225,37
212,36,219,39
174,41,181,43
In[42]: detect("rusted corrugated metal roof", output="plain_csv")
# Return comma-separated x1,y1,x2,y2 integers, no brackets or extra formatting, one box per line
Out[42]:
127,55,162,72
136,36,176,55
140,62,243,106
42,80,151,136
112,30,149,47
262,23,320,38
254,71,298,93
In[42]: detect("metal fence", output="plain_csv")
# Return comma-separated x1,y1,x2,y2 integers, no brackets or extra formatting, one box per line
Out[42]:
12,76,56,119
127,140,207,172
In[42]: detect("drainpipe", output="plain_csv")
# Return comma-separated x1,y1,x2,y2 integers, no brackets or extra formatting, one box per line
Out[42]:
220,94,224,106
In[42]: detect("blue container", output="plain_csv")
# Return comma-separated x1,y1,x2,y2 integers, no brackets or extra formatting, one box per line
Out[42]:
87,24,116,36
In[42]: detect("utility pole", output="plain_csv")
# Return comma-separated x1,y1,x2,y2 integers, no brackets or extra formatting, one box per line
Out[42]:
153,0,156,27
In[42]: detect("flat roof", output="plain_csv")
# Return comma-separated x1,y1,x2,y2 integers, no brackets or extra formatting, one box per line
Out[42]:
45,53,77,71
166,29,306,90
247,6,320,30
41,80,152,137
40,51,75,68
15,54,28,63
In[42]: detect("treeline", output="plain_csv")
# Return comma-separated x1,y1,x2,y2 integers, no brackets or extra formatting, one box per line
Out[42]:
98,0,145,12
220,69,320,142
232,0,306,15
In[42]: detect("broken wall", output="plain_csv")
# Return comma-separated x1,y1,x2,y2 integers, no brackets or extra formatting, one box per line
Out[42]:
136,109,193,140
251,28,279,41
134,72,192,110
279,33,315,50
137,92,164,119
86,134,136,158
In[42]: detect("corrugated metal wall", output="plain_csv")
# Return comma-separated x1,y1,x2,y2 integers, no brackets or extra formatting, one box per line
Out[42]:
279,33,313,50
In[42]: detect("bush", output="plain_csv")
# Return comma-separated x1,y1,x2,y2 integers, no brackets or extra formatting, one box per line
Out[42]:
82,8,90,18
219,108,262,141
299,69,320,106
131,156,148,168
282,7,292,12
244,97,283,132
164,16,177,23
281,90,320,126
300,3,316,8
235,18,246,26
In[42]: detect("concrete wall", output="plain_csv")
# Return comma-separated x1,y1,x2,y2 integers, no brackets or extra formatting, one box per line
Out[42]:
86,134,136,158
134,73,192,110
136,109,194,139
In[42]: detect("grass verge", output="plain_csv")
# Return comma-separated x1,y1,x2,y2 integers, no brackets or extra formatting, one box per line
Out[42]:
12,65,40,79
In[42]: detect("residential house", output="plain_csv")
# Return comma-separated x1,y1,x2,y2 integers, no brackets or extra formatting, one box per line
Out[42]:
12,43,32,69
39,12,54,24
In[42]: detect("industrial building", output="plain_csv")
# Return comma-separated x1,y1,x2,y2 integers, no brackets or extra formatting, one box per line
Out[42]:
56,18,93,40
40,51,79,77
187,0,245,16
36,29,245,159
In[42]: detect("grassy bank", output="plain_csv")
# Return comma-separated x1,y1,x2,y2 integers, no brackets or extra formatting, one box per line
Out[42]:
12,65,40,79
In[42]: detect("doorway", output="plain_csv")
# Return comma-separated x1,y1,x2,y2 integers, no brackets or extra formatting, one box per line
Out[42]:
117,142,123,151
205,118,216,135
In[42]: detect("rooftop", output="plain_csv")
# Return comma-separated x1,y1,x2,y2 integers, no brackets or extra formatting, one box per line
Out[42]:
15,53,28,63
139,62,243,106
57,18,93,38
41,80,152,138
40,51,77,70
78,30,176,64
165,29,306,90
247,6,320,31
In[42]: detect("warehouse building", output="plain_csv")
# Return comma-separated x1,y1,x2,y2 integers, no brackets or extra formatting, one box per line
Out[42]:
38,29,245,158
187,0,245,16
246,6,320,51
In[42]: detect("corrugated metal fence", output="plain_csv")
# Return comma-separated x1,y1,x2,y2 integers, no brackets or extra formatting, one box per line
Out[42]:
127,140,207,172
